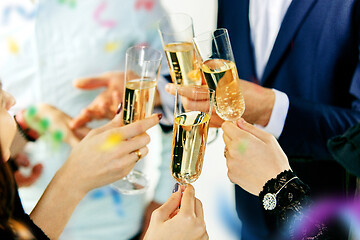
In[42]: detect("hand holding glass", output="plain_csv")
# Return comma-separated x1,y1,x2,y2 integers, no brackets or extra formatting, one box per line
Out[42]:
111,45,162,194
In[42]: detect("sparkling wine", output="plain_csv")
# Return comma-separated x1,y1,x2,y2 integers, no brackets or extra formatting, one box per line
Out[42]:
171,111,210,184
123,78,157,125
201,59,245,121
164,42,202,86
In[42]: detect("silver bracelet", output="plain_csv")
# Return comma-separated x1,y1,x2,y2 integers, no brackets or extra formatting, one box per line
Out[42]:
262,176,298,211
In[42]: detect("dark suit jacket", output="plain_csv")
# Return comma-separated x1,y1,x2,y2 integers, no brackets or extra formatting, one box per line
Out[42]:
218,0,360,239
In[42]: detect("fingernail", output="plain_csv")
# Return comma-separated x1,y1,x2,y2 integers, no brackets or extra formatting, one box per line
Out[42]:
172,183,179,193
116,103,122,114
157,113,163,120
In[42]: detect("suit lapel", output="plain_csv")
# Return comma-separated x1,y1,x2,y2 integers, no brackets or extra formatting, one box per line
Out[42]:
230,0,256,82
261,0,318,84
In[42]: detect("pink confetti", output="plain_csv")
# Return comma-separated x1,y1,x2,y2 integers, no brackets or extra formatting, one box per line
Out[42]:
93,1,117,28
135,0,155,11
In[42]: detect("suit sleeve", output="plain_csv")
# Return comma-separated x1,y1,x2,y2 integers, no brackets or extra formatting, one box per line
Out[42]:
279,68,360,160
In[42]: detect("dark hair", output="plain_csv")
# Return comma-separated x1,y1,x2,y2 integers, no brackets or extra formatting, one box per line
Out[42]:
0,146,16,234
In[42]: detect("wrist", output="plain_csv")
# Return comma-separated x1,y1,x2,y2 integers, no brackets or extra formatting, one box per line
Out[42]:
54,166,87,201
255,88,275,126
259,170,310,212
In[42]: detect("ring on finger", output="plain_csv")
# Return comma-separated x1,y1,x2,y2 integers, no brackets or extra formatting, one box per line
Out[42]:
224,147,228,157
133,150,142,162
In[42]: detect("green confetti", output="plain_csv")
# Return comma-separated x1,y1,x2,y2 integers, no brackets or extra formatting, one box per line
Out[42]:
39,118,50,131
25,105,37,118
237,141,248,154
52,130,64,142
58,0,77,8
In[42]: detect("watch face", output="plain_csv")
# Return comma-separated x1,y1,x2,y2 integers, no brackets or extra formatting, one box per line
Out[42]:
263,193,277,210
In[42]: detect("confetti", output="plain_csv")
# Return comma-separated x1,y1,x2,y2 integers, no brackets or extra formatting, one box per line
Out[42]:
99,133,123,151
93,1,117,28
2,5,37,25
135,0,155,11
58,0,77,9
7,38,19,54
105,42,120,52
237,140,248,154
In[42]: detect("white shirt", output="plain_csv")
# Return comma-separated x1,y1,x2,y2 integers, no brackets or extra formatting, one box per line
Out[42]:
249,0,292,138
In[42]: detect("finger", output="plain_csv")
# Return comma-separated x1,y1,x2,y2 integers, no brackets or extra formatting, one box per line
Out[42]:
154,189,182,221
115,114,160,140
222,133,231,146
73,76,110,89
70,110,93,129
14,163,43,187
195,198,204,219
236,118,272,143
89,111,124,134
65,130,81,148
73,126,91,140
165,84,210,100
14,153,30,167
127,146,149,164
179,184,196,215
221,121,240,141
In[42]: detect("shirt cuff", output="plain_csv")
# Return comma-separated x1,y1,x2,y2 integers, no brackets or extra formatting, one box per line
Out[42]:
255,89,289,139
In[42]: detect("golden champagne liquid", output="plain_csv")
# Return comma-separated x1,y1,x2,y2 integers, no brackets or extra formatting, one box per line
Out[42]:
201,59,245,121
164,42,202,86
123,78,157,125
171,111,210,184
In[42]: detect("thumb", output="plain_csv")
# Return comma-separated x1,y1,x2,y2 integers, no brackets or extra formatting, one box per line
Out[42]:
73,76,110,90
236,118,272,143
154,190,182,221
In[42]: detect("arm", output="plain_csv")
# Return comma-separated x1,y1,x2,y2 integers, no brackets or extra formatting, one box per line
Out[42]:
29,114,160,239
279,95,360,159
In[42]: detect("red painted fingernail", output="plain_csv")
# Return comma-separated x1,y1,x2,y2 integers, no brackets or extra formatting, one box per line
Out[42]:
157,113,163,120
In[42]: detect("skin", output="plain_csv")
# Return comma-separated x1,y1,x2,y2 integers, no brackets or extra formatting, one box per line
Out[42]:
1,86,207,239
9,103,90,187
70,71,165,237
70,71,162,129
222,119,291,196
164,80,275,128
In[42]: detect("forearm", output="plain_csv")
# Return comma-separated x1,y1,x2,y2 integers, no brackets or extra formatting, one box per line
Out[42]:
29,169,85,239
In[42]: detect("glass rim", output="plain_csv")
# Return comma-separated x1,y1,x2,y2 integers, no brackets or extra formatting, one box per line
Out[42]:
193,28,229,43
158,13,194,36
126,45,163,62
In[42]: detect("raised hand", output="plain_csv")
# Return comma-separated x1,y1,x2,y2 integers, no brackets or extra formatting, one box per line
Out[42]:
23,103,89,147
71,72,125,129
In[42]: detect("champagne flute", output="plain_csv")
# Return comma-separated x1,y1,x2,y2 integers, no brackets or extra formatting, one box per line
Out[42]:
193,28,245,121
158,13,202,86
171,86,215,185
111,45,162,195
158,13,219,143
